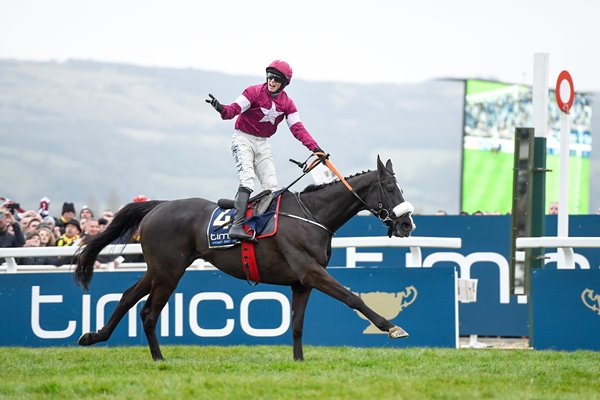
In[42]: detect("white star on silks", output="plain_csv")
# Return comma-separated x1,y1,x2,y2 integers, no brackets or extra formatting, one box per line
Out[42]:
259,102,284,125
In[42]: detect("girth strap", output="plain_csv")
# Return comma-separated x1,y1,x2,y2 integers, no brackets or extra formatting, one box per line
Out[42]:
241,241,260,285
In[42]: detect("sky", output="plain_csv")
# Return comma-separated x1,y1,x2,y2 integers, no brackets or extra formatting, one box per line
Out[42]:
1,0,599,91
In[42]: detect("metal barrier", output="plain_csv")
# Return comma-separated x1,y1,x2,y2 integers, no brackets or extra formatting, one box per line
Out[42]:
1,236,462,273
516,236,600,269
332,236,461,268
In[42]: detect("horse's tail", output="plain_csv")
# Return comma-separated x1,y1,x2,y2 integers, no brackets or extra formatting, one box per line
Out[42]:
74,200,164,291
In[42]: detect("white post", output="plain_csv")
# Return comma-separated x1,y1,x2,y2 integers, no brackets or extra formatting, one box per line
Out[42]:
558,112,571,237
533,53,549,138
557,111,570,267
558,111,570,238
553,70,574,269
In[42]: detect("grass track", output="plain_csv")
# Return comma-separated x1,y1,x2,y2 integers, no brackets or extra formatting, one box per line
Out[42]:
1,345,599,399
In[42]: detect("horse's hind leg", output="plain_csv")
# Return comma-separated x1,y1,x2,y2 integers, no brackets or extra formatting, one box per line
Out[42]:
79,273,152,346
302,266,408,338
140,274,183,361
291,282,312,361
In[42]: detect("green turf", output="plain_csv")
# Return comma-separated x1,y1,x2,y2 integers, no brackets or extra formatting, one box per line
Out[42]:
1,346,599,399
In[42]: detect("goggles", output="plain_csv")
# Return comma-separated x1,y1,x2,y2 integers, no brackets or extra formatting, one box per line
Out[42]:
267,72,284,84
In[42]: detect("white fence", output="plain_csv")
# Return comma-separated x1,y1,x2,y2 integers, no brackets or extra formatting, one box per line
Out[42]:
516,236,600,269
333,236,461,268
0,236,461,273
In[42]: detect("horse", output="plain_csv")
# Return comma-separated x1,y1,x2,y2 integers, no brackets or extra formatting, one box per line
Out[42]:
74,156,416,361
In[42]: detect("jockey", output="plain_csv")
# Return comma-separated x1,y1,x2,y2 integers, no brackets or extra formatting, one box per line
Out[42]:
206,60,326,241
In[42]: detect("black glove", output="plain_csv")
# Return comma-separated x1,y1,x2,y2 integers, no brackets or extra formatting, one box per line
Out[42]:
313,146,329,162
205,94,223,113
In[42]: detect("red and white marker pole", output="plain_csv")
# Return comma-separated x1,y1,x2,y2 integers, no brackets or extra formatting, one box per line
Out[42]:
555,70,574,268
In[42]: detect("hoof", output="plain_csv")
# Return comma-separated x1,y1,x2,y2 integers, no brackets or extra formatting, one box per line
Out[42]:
78,332,95,346
389,326,409,339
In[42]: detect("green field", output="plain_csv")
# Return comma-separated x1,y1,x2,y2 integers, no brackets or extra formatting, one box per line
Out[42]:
1,345,599,399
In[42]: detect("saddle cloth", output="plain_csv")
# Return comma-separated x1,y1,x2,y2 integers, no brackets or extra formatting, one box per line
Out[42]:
207,194,281,249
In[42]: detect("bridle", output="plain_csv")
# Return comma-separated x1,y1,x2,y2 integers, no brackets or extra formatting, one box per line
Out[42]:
340,168,415,237
283,154,415,237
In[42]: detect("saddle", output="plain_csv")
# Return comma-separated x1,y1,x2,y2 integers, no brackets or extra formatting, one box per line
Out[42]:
217,190,273,215
206,191,279,285
208,190,281,250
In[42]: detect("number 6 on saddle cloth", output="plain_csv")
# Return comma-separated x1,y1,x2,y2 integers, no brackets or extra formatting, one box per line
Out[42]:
208,190,281,249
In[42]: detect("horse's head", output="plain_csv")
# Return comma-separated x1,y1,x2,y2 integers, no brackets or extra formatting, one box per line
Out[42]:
372,156,416,238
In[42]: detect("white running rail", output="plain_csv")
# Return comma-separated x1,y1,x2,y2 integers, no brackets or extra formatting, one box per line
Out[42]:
1,236,462,273
516,236,600,269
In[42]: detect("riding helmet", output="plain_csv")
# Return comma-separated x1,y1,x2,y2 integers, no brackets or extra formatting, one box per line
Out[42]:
266,60,293,86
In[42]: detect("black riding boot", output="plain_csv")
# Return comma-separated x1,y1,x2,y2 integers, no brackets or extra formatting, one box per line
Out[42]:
229,187,254,241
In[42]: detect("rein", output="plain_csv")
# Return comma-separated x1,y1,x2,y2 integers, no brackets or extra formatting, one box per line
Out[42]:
279,154,326,194
320,155,402,228
322,158,379,217
317,154,415,237
280,153,414,236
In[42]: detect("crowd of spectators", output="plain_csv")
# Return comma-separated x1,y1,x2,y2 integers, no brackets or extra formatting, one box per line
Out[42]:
437,201,600,216
0,196,146,267
2,196,598,267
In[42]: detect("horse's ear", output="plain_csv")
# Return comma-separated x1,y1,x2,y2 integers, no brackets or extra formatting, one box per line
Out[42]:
377,155,384,171
385,159,394,173
377,155,394,174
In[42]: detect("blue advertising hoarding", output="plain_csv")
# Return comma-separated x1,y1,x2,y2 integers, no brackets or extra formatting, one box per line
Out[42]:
531,269,600,351
2,214,599,343
0,267,458,348
334,214,600,337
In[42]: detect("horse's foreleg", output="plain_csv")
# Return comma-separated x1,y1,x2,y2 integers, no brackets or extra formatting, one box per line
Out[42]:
291,282,312,361
78,274,152,346
301,267,408,338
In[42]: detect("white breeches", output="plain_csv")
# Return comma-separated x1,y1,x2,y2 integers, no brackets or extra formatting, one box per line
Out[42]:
231,131,278,192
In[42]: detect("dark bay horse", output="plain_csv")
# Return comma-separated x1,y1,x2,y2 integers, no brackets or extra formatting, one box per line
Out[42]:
74,156,415,361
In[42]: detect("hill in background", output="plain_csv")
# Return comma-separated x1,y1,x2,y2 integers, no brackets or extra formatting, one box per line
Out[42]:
1,59,597,215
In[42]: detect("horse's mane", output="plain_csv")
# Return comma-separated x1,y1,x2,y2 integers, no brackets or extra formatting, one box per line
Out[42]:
301,170,372,193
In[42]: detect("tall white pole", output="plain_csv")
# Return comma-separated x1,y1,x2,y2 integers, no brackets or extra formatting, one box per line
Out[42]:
558,111,570,238
533,54,549,139
556,70,573,269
